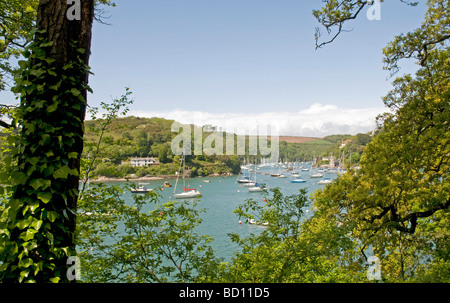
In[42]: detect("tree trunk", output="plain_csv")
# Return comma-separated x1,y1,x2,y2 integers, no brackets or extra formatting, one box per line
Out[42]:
1,0,94,282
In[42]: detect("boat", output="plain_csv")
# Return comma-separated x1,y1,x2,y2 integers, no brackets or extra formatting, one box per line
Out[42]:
173,154,202,199
174,187,202,199
248,162,266,192
164,181,172,187
202,180,211,183
270,173,281,177
130,186,153,193
237,176,252,183
291,178,306,183
249,218,269,226
310,173,324,178
248,184,267,192
318,178,333,185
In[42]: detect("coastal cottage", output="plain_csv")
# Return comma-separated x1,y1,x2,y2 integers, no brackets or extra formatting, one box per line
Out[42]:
122,157,160,167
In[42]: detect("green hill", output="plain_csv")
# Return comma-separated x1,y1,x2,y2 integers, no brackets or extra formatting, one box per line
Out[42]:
83,116,371,178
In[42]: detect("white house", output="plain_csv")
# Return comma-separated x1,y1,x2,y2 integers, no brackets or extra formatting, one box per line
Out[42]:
127,157,159,167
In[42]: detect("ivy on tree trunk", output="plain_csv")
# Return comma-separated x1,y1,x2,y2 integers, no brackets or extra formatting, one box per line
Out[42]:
0,0,94,283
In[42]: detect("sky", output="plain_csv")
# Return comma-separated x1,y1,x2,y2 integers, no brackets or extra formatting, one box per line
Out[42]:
2,0,428,137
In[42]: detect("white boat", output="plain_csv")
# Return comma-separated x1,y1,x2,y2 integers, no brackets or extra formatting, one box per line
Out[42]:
173,154,202,199
174,188,202,199
248,162,266,192
310,173,324,178
130,186,153,193
249,218,269,226
291,178,306,183
318,178,333,185
237,176,252,183
248,185,267,192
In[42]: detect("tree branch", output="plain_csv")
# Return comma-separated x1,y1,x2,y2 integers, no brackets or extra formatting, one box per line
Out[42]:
315,1,367,49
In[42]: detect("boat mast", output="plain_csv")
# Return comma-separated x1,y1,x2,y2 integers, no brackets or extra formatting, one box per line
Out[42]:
173,153,184,194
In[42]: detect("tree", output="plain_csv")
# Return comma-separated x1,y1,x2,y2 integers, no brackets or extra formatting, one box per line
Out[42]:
158,144,169,164
208,188,364,283
311,0,449,281
0,0,38,128
0,0,38,92
77,184,221,283
313,0,420,50
0,0,95,282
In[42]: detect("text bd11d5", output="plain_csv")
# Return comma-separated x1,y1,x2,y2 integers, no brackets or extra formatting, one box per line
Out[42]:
179,287,271,301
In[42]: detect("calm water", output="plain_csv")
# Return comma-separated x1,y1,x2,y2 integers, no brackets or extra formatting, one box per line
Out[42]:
116,167,337,262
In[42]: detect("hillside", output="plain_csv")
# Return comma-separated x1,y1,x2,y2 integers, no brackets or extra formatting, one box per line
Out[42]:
273,136,322,144
83,116,372,178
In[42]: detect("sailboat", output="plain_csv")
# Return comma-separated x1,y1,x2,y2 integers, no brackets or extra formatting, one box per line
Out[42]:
291,178,306,183
173,154,202,199
318,178,333,185
290,169,306,183
131,185,153,193
248,161,266,192
248,183,267,192
310,172,324,178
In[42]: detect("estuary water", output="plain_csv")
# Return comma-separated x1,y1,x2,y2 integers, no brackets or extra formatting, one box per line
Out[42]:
113,167,337,262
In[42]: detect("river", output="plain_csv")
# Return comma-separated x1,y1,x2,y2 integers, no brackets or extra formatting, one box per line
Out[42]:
116,165,337,262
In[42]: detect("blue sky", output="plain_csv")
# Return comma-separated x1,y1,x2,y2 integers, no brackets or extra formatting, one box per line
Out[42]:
2,0,428,136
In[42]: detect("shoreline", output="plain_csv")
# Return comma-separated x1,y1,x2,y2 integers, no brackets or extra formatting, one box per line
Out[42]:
89,173,235,183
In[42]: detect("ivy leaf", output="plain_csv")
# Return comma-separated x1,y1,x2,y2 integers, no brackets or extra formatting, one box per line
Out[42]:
47,103,58,113
16,218,30,230
19,229,37,242
68,152,79,159
18,258,34,269
70,88,81,97
11,172,28,186
29,68,45,78
31,219,43,231
37,192,52,204
40,40,54,47
46,211,58,223
53,166,71,179
30,179,46,191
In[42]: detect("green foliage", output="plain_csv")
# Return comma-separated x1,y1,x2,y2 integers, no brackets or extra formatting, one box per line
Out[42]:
208,188,365,282
0,0,38,91
81,88,134,184
309,49,449,282
383,0,450,75
0,34,91,282
77,183,222,282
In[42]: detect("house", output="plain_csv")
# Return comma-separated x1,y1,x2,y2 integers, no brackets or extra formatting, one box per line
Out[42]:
339,139,352,149
123,157,159,167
